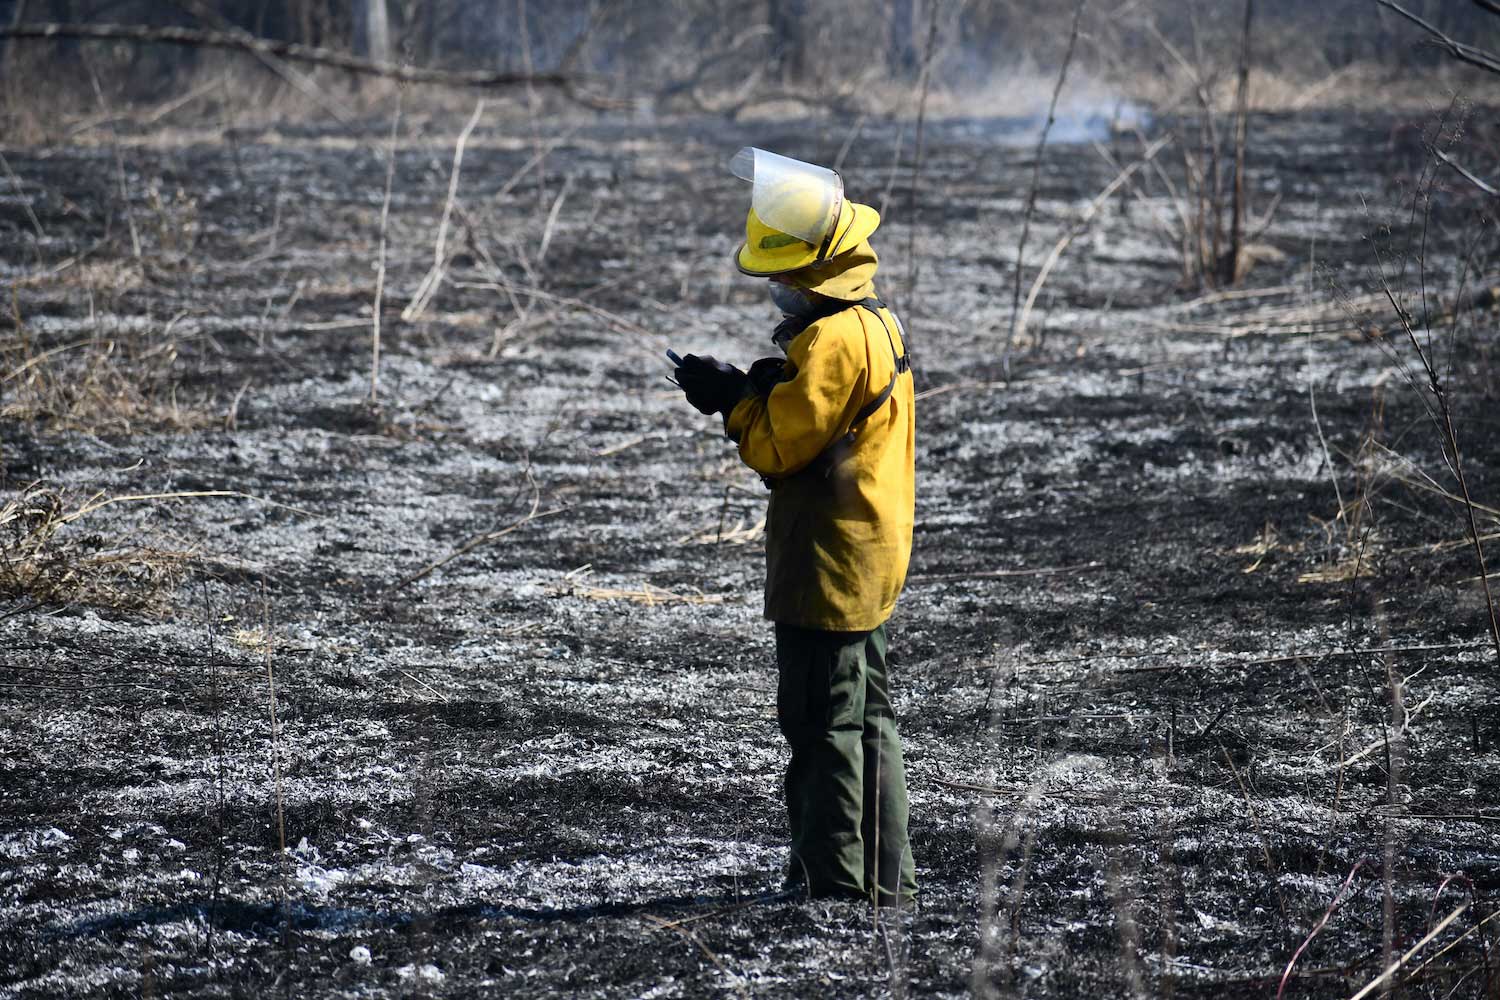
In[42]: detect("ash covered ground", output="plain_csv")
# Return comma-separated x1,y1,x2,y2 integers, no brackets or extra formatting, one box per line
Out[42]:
3,103,1500,998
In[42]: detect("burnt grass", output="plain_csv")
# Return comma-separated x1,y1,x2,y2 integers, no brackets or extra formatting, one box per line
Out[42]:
3,104,1500,998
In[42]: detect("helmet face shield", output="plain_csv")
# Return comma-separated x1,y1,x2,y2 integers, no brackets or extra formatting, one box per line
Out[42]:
728,147,843,247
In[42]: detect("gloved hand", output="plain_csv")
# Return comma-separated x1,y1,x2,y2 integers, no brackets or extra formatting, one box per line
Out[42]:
674,354,748,415
747,356,789,396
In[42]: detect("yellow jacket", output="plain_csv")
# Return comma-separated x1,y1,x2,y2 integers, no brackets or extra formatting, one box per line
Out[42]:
726,284,915,632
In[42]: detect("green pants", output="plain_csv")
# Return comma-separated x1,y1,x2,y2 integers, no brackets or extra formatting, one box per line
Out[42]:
775,622,917,903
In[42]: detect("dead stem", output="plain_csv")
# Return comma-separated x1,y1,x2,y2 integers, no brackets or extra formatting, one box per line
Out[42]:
386,492,569,593
1014,135,1172,344
1003,0,1086,369
1217,744,1290,922
1276,858,1375,999
260,580,288,921
403,99,486,322
370,88,402,402
1350,904,1468,1000
640,914,748,999
902,0,941,313
1104,812,1146,999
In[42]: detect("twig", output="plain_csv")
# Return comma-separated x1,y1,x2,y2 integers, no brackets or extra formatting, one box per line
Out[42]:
399,669,450,703
1399,906,1500,986
0,150,44,241
201,581,226,958
85,63,141,259
641,915,749,1000
1,338,95,382
1013,134,1171,343
371,90,402,402
260,581,288,919
1373,0,1500,75
1104,820,1147,1000
0,22,597,93
166,0,357,125
493,126,582,202
1277,858,1375,1000
224,379,251,432
1223,0,1254,286
1347,904,1468,1000
561,581,724,606
913,361,1190,401
404,99,485,322
594,434,649,457
1434,148,1499,196
1330,693,1434,772
1379,612,1401,980
1219,744,1289,921
905,0,942,308
1364,179,1500,666
57,490,313,524
647,894,780,931
1002,0,1086,371
452,279,661,347
386,503,570,593
0,601,42,623
535,173,574,265
1392,470,1500,521
1307,265,1347,531
906,561,1102,584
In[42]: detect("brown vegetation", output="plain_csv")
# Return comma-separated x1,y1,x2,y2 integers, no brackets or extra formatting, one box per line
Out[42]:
0,483,191,610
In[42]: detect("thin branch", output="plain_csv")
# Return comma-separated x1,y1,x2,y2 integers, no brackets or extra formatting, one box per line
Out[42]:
1013,134,1171,343
384,502,571,593
0,22,612,101
1219,744,1290,921
166,0,356,125
0,150,44,241
905,561,1103,585
85,62,140,260
1348,904,1468,1000
1278,860,1376,999
1002,0,1086,371
1399,906,1500,986
905,0,942,307
1434,148,1500,196
56,489,313,524
1224,0,1255,286
1373,0,1500,75
371,90,402,402
403,99,486,322
259,580,288,917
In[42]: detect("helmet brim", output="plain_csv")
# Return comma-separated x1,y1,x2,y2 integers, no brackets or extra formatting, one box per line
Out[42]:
735,202,881,276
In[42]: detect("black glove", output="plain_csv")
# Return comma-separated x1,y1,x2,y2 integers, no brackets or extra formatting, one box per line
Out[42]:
674,354,748,415
747,356,789,396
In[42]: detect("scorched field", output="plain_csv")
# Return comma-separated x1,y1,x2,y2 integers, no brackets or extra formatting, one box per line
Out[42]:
3,100,1500,998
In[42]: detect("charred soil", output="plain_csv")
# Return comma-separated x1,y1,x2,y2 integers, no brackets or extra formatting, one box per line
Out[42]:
3,106,1500,998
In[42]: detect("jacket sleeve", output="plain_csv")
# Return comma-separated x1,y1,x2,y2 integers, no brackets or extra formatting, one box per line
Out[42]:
724,314,870,479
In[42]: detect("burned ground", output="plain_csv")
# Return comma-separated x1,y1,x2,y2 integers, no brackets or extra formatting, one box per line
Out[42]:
3,104,1500,998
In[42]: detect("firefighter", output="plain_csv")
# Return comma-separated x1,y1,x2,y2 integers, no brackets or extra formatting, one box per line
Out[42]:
671,148,917,905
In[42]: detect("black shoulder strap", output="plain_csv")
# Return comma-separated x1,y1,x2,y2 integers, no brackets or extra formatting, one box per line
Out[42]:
775,297,913,485
845,298,910,430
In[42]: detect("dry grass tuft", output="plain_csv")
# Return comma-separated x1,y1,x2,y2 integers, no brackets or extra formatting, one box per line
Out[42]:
0,483,192,612
551,567,724,606
1298,559,1378,585
1,324,211,435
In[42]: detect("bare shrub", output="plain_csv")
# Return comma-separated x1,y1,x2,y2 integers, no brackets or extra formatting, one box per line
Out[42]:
1333,106,1500,664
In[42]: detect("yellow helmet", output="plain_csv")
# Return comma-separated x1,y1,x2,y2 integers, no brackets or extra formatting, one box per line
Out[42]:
728,147,882,276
